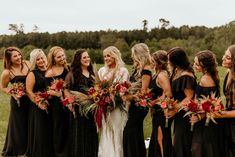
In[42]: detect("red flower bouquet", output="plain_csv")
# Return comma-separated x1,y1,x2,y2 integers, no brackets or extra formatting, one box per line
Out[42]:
200,93,224,126
183,100,204,131
62,96,77,117
135,89,153,108
8,82,26,106
158,95,177,128
87,80,113,129
34,91,50,113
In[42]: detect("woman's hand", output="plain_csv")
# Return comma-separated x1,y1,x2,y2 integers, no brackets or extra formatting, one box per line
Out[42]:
48,90,62,97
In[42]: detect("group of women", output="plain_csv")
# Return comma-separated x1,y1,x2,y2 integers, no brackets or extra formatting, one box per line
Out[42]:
0,43,235,157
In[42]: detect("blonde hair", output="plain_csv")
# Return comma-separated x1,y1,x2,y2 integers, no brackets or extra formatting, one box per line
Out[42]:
131,43,151,77
103,46,125,70
47,46,68,70
30,49,47,70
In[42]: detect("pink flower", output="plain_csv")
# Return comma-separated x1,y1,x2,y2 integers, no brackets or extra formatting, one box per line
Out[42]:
161,101,167,109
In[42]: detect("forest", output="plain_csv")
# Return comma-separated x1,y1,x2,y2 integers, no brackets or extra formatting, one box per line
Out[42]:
0,19,235,64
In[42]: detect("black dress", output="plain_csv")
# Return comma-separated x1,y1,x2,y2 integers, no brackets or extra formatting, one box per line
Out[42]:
171,75,196,157
148,75,174,157
46,68,70,157
223,73,235,157
123,69,151,157
26,69,54,157
2,75,29,156
192,85,222,157
67,73,98,157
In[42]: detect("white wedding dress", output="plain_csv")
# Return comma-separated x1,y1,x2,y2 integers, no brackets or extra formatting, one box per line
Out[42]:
98,66,129,157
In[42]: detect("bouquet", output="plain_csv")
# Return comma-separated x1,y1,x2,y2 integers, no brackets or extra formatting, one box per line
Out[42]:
62,96,77,118
157,95,177,128
183,99,204,131
86,80,113,129
135,88,153,108
48,78,65,100
8,82,26,106
200,93,224,126
110,80,131,110
34,91,50,113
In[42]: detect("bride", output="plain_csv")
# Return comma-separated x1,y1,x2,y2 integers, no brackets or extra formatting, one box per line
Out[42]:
98,46,129,157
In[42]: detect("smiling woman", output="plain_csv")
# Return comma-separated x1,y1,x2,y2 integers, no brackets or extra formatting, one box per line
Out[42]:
0,47,31,157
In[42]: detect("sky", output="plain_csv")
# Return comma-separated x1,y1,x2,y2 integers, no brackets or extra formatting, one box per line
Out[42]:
0,0,234,35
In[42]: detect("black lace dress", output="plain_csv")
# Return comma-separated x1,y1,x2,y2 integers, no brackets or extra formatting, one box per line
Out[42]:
26,69,54,157
171,75,196,157
223,73,235,157
148,75,174,157
46,68,70,157
192,84,223,157
2,75,29,156
66,73,98,157
123,69,151,157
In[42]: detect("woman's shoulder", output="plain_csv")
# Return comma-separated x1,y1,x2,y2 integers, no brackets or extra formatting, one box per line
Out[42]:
181,71,194,78
1,69,11,79
200,75,216,87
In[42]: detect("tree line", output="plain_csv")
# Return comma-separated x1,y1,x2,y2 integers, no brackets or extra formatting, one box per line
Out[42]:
0,20,235,64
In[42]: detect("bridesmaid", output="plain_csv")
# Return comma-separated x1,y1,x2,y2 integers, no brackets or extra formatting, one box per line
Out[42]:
123,43,152,157
26,49,54,157
0,47,30,157
64,49,98,157
213,44,235,157
191,50,222,157
148,50,174,157
45,46,70,157
166,47,196,157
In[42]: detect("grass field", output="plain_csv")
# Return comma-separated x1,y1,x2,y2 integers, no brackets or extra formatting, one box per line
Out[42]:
0,60,228,152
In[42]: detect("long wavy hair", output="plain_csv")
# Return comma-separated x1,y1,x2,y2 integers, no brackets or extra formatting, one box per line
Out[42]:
47,46,69,71
131,43,151,79
168,47,194,79
4,47,23,70
69,49,94,85
152,50,168,72
196,50,220,92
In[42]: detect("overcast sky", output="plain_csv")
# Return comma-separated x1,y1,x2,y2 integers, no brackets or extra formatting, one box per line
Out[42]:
0,0,234,34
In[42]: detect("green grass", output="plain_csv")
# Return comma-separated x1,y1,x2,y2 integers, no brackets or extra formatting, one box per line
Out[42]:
0,60,228,152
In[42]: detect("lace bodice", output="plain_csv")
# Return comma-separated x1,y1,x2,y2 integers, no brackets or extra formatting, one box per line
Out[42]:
98,66,129,82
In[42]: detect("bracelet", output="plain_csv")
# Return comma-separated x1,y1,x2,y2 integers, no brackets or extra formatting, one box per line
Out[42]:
197,114,202,121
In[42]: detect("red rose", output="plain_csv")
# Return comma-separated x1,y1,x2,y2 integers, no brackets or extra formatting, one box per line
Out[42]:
188,100,199,112
202,101,212,112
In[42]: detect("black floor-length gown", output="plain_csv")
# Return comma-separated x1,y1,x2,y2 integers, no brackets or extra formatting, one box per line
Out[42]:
2,75,29,156
192,85,223,157
223,73,235,157
67,73,98,157
26,69,54,157
148,75,174,157
46,68,70,157
171,75,196,157
123,69,151,157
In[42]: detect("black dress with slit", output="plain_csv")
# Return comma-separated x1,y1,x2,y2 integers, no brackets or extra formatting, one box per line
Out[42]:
148,74,174,157
171,75,196,157
46,68,70,157
192,84,223,157
123,69,151,157
2,75,29,156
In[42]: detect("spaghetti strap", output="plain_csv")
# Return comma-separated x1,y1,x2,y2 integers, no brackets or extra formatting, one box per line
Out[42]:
9,70,15,77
